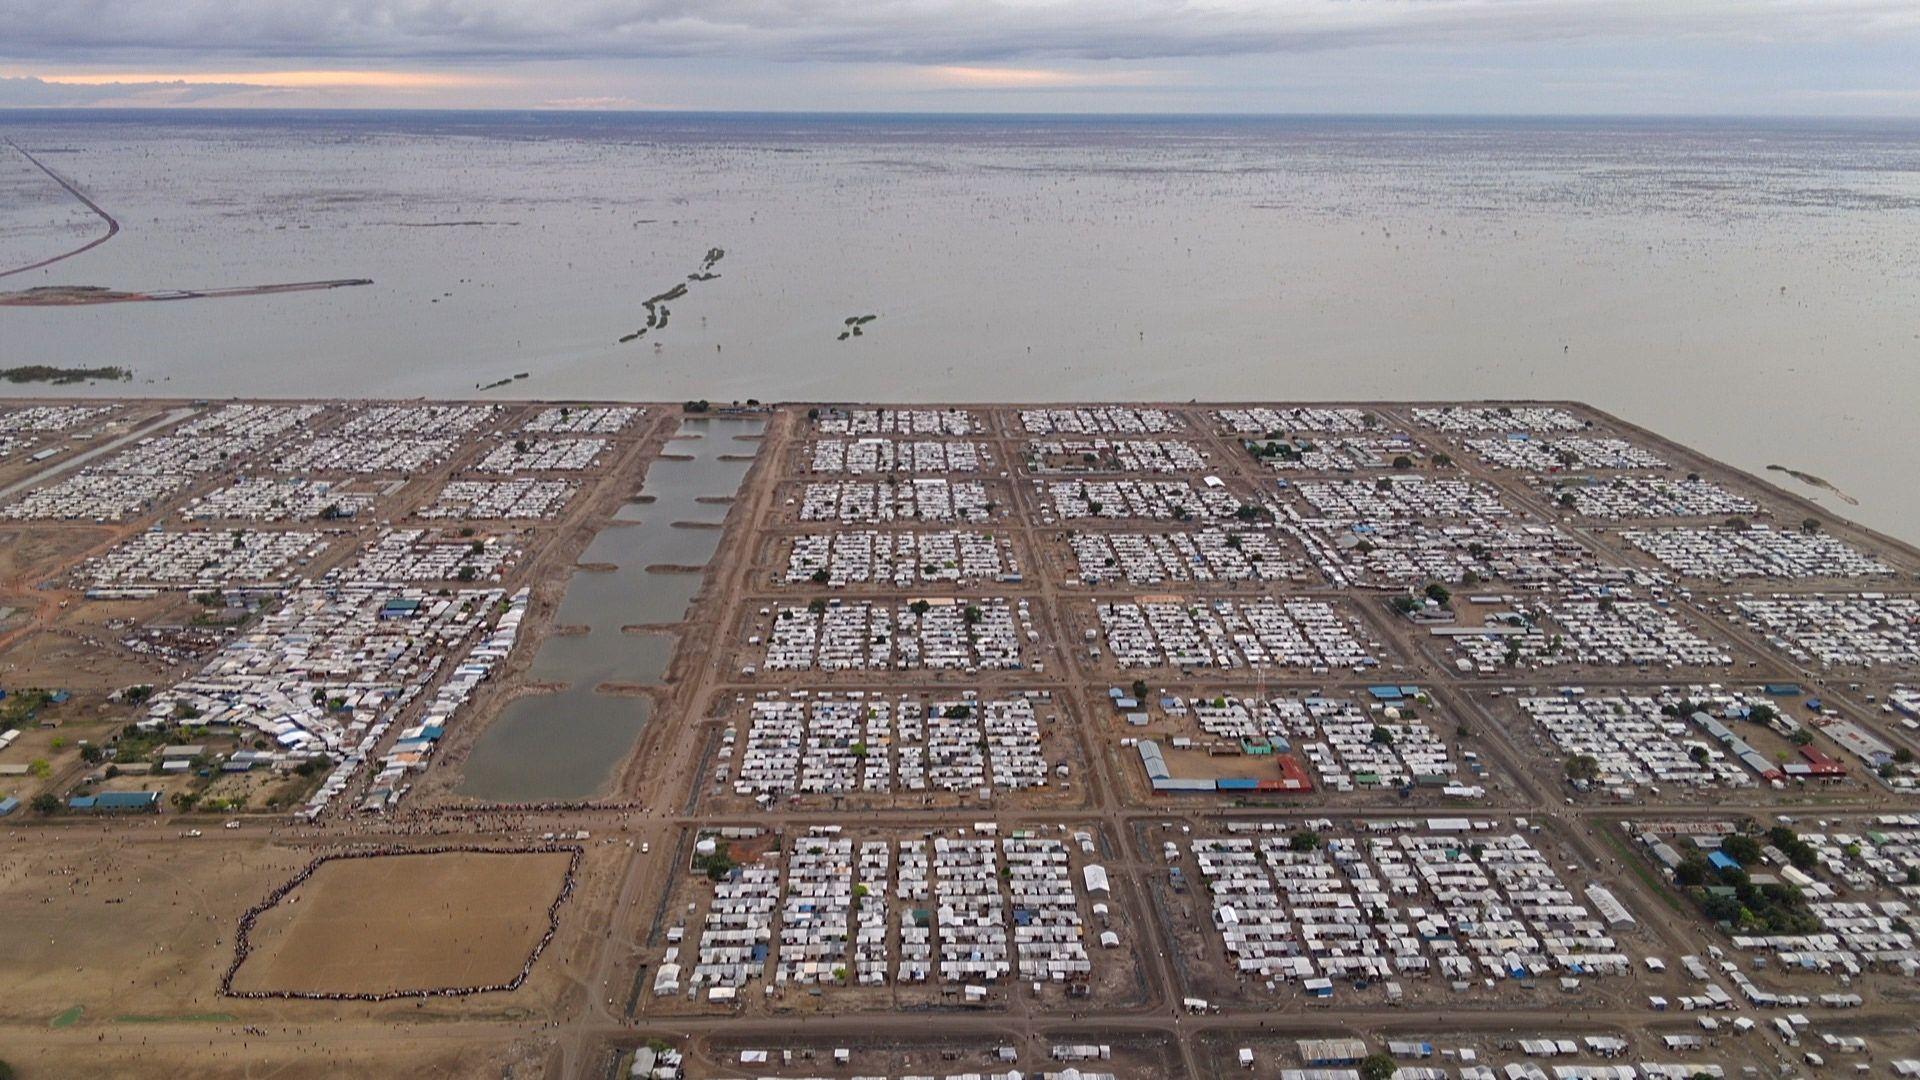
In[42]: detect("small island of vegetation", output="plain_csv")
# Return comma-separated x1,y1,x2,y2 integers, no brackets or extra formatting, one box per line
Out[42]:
0,365,132,385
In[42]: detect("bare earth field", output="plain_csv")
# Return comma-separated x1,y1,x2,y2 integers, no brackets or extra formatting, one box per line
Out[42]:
230,850,575,996
0,832,308,1021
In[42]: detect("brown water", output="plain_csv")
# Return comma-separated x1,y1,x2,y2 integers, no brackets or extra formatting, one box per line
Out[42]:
2,112,1917,539
454,416,763,802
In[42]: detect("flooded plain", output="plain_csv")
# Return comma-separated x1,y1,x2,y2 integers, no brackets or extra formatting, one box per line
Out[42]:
2,112,1918,539
455,415,763,802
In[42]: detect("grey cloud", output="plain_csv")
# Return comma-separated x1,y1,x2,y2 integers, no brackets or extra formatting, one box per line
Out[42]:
3,0,1917,66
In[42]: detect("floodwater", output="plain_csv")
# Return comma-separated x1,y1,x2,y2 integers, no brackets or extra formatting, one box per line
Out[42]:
455,416,763,802
2,112,1918,539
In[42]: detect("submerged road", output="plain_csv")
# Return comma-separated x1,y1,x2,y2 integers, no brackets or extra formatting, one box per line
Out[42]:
2,139,120,279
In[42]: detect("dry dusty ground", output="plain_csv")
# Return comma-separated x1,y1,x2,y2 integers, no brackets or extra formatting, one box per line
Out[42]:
3,1028,545,1080
0,831,309,1022
230,850,575,996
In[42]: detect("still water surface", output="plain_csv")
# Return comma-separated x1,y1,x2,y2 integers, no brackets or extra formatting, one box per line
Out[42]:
455,416,762,802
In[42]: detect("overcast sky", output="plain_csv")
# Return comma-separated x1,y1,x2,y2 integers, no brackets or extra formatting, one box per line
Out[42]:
3,0,1918,114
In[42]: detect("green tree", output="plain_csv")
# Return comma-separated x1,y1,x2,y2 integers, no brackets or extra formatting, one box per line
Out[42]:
30,793,61,815
1674,855,1711,888
1360,1053,1396,1080
1564,754,1601,784
1720,835,1762,865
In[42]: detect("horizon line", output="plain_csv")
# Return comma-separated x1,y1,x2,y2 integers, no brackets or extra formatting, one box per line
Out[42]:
2,106,1917,122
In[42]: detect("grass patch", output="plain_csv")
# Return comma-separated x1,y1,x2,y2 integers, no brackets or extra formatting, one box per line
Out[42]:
49,1005,84,1028
1599,827,1684,914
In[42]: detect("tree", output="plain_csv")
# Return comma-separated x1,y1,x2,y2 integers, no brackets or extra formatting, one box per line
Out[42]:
1720,835,1762,866
1424,582,1451,606
1360,1053,1397,1080
1289,830,1322,852
1391,455,1413,470
1131,679,1148,700
1801,517,1822,534
1564,754,1601,784
909,599,932,616
30,793,61,815
1674,855,1711,888
811,569,830,584
1370,725,1395,747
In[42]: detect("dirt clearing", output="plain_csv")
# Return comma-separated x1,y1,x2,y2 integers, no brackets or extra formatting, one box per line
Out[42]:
229,849,575,997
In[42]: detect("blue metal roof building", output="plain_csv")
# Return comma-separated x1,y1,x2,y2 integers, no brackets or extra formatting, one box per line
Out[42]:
68,791,161,813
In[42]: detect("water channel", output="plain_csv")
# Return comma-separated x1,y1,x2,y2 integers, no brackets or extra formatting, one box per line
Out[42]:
455,416,764,802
